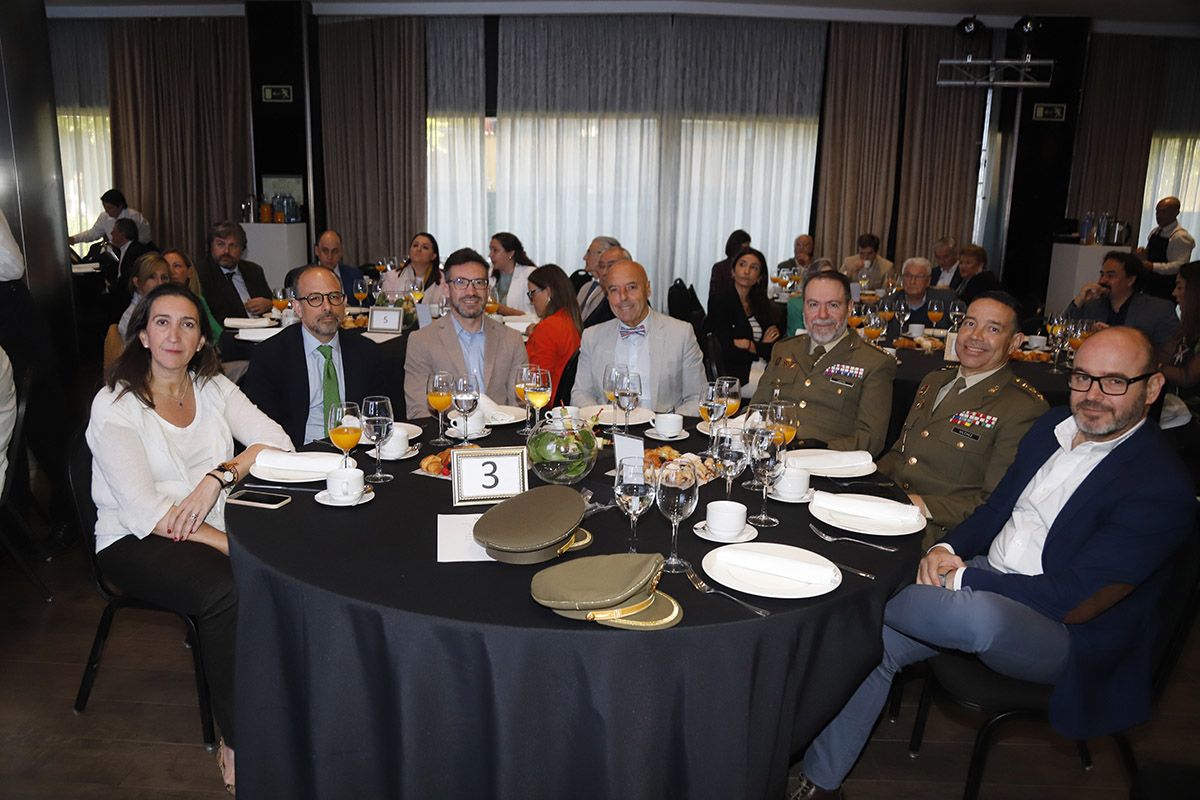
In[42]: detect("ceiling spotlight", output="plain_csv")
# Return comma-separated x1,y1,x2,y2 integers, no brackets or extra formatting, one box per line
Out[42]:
955,16,987,38
1014,16,1041,36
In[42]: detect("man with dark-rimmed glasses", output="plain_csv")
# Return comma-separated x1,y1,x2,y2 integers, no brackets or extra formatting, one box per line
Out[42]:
242,265,384,445
790,326,1195,799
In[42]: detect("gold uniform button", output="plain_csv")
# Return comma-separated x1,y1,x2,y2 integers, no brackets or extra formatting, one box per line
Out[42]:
901,482,910,490
956,441,965,449
799,401,807,409
804,378,812,387
907,456,918,465
920,429,930,438
836,388,843,395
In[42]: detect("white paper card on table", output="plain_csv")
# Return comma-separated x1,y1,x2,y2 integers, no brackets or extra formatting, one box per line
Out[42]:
944,331,960,362
368,306,403,333
436,514,493,562
416,304,433,328
450,446,527,506
362,331,401,344
612,433,645,481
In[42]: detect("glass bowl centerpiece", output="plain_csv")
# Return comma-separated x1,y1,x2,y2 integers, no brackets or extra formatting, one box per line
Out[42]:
527,415,599,485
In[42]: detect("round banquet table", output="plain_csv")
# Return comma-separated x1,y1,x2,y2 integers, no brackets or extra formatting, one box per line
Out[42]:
227,421,923,800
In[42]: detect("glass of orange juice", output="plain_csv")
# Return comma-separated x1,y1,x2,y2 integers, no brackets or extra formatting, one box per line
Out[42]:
515,363,536,435
272,287,291,312
927,299,945,327
327,401,362,468
353,277,370,306
768,400,798,448
716,376,741,418
427,371,454,445
863,312,885,343
484,286,501,315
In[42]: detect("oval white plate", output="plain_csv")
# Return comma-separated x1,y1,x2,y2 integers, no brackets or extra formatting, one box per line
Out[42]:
364,444,421,461
809,495,926,536
448,406,525,426
693,520,757,544
644,429,689,442
702,542,842,599
249,457,356,484
446,427,491,441
392,422,423,440
315,489,376,507
579,405,654,426
768,488,815,504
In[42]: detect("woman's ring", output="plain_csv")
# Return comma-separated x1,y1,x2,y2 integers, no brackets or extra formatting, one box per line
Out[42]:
189,512,199,520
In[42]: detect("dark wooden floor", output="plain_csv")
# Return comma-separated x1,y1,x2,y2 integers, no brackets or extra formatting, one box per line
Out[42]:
1,541,1197,799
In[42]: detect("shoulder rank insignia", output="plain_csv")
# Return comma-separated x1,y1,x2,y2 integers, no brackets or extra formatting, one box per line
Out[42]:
1013,377,1045,402
950,410,997,429
916,383,930,397
825,363,864,381
773,356,798,369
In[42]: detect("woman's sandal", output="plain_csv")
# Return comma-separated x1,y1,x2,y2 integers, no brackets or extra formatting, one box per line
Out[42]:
216,738,236,796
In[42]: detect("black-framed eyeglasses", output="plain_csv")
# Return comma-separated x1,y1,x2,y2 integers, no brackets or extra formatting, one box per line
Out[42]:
525,285,547,300
299,291,346,308
1067,370,1154,396
448,277,490,290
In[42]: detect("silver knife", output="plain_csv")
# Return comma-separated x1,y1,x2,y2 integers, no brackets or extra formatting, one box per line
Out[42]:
829,560,876,580
244,482,322,493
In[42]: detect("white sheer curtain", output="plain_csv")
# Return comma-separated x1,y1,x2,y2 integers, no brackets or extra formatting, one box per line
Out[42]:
426,17,487,255
49,20,112,255
1139,42,1200,243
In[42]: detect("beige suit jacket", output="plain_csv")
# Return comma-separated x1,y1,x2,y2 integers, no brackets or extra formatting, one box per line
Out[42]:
403,315,527,418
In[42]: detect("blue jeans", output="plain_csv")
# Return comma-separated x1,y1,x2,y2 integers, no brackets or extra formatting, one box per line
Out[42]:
801,556,1070,790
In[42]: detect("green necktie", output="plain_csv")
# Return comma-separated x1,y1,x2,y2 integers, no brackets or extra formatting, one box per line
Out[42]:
317,344,340,433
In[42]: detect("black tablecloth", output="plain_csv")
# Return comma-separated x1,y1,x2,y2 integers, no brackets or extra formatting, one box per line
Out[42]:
228,422,922,800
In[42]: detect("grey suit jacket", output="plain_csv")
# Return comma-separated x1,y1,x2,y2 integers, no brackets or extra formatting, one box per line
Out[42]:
572,309,706,416
1065,291,1180,351
403,315,527,419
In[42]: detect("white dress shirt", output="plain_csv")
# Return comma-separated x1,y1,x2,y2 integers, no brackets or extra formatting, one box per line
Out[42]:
1146,220,1196,276
614,317,655,412
934,263,958,287
302,327,347,444
0,209,24,281
69,206,152,245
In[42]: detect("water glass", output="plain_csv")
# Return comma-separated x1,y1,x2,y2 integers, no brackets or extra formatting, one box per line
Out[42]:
361,395,394,483
656,460,698,574
614,457,656,552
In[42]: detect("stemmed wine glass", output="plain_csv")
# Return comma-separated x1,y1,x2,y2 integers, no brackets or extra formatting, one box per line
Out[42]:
741,403,770,490
949,299,967,331
352,277,370,307
361,395,394,483
927,299,945,329
327,401,362,468
656,460,699,574
427,371,454,446
747,424,785,527
717,376,742,419
767,400,799,450
524,367,553,429
272,287,292,314
515,363,534,435
713,424,749,500
1047,315,1068,374
896,303,912,336
408,279,425,304
451,374,480,445
602,364,628,435
615,372,642,434
614,457,656,553
863,312,885,344
699,381,728,453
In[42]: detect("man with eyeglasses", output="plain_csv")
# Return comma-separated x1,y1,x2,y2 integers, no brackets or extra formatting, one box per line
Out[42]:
884,256,955,337
577,236,621,324
789,326,1194,800
404,248,526,418
242,266,384,445
579,244,628,329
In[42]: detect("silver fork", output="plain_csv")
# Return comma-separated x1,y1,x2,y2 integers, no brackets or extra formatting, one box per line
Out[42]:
826,476,891,488
684,565,771,617
809,523,898,552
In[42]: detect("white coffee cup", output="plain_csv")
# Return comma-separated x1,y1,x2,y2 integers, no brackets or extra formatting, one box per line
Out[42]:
450,413,484,435
1027,334,1048,349
327,467,365,504
908,323,926,338
706,500,747,539
547,405,580,421
774,466,811,499
379,428,410,459
653,412,684,437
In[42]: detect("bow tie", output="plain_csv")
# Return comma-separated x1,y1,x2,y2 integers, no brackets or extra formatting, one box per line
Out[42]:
619,324,646,339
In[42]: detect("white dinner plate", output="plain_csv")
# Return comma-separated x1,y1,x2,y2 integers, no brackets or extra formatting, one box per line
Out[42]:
365,444,421,461
448,406,525,426
696,415,750,436
249,457,356,484
768,488,815,504
702,543,842,599
391,422,423,440
644,429,689,442
235,327,284,342
224,317,278,329
580,406,654,426
314,489,376,507
446,427,491,441
809,496,926,537
693,521,758,544
784,451,877,478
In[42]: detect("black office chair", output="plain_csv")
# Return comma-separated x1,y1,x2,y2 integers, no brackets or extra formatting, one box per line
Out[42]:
702,332,725,382
67,430,217,751
568,269,591,293
907,521,1200,800
557,351,580,407
0,369,52,602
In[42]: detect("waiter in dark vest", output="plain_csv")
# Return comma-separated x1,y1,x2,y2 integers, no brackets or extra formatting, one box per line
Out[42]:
1138,195,1195,299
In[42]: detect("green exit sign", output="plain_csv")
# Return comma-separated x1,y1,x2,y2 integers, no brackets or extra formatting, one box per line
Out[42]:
262,85,293,103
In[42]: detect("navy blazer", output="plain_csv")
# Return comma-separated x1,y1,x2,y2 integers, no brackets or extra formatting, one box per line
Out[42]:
942,406,1195,738
240,324,387,447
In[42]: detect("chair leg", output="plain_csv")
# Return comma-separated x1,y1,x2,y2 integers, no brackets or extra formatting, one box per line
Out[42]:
74,603,118,713
963,711,1022,800
887,676,904,723
184,618,217,752
908,673,935,758
0,509,53,602
1076,740,1093,771
1112,732,1138,780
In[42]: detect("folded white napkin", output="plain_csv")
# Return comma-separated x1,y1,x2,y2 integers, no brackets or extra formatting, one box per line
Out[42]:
255,450,343,474
477,393,501,418
721,550,839,585
810,491,924,526
785,449,873,470
234,327,282,342
224,317,275,329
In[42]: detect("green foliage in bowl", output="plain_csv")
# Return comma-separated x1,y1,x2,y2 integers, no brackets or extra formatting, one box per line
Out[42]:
527,418,599,485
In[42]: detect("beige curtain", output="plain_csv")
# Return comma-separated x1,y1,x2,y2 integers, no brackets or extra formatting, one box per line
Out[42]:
109,18,251,258
319,17,425,265
813,23,904,265
1066,34,1164,230
893,27,989,263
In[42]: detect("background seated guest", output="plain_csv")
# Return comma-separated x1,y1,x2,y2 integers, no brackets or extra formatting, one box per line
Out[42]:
404,248,527,417
196,221,272,321
68,187,152,245
163,249,223,346
87,283,293,794
379,231,445,307
1162,261,1200,409
295,229,364,299
489,232,537,316
790,327,1194,800
242,266,385,444
581,245,628,329
704,246,781,385
1065,250,1179,351
525,264,582,404
577,236,621,324
885,257,956,336
953,243,1001,304
877,293,1048,547
786,257,835,334
573,260,706,415
117,253,170,339
707,228,752,307
753,271,895,456
839,232,894,291
111,218,153,298
930,236,960,288
777,234,814,277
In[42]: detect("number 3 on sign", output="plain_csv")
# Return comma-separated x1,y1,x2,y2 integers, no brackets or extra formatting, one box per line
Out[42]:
450,446,528,506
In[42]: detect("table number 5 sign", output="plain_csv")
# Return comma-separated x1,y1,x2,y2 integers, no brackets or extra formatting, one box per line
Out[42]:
450,446,528,506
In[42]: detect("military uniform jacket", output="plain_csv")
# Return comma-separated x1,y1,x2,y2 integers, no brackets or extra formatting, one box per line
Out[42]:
877,363,1047,545
751,331,896,456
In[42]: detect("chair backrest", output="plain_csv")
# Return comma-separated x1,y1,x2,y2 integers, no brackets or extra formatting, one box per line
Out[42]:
702,332,724,382
67,428,118,601
1,367,32,507
102,324,123,372
568,269,591,293
1150,508,1200,700
557,350,580,407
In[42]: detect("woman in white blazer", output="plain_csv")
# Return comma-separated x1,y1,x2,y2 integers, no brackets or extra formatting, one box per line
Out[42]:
489,231,537,315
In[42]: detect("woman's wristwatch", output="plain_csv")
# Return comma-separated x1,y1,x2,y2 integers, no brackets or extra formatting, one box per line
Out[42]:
207,461,240,490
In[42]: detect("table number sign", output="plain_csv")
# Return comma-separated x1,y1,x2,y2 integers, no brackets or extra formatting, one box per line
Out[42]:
451,446,528,506
368,306,404,333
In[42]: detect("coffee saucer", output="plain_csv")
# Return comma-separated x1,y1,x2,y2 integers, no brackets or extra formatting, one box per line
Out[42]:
315,489,376,507
768,488,815,504
693,520,758,544
446,427,492,441
644,429,689,442
365,444,421,461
